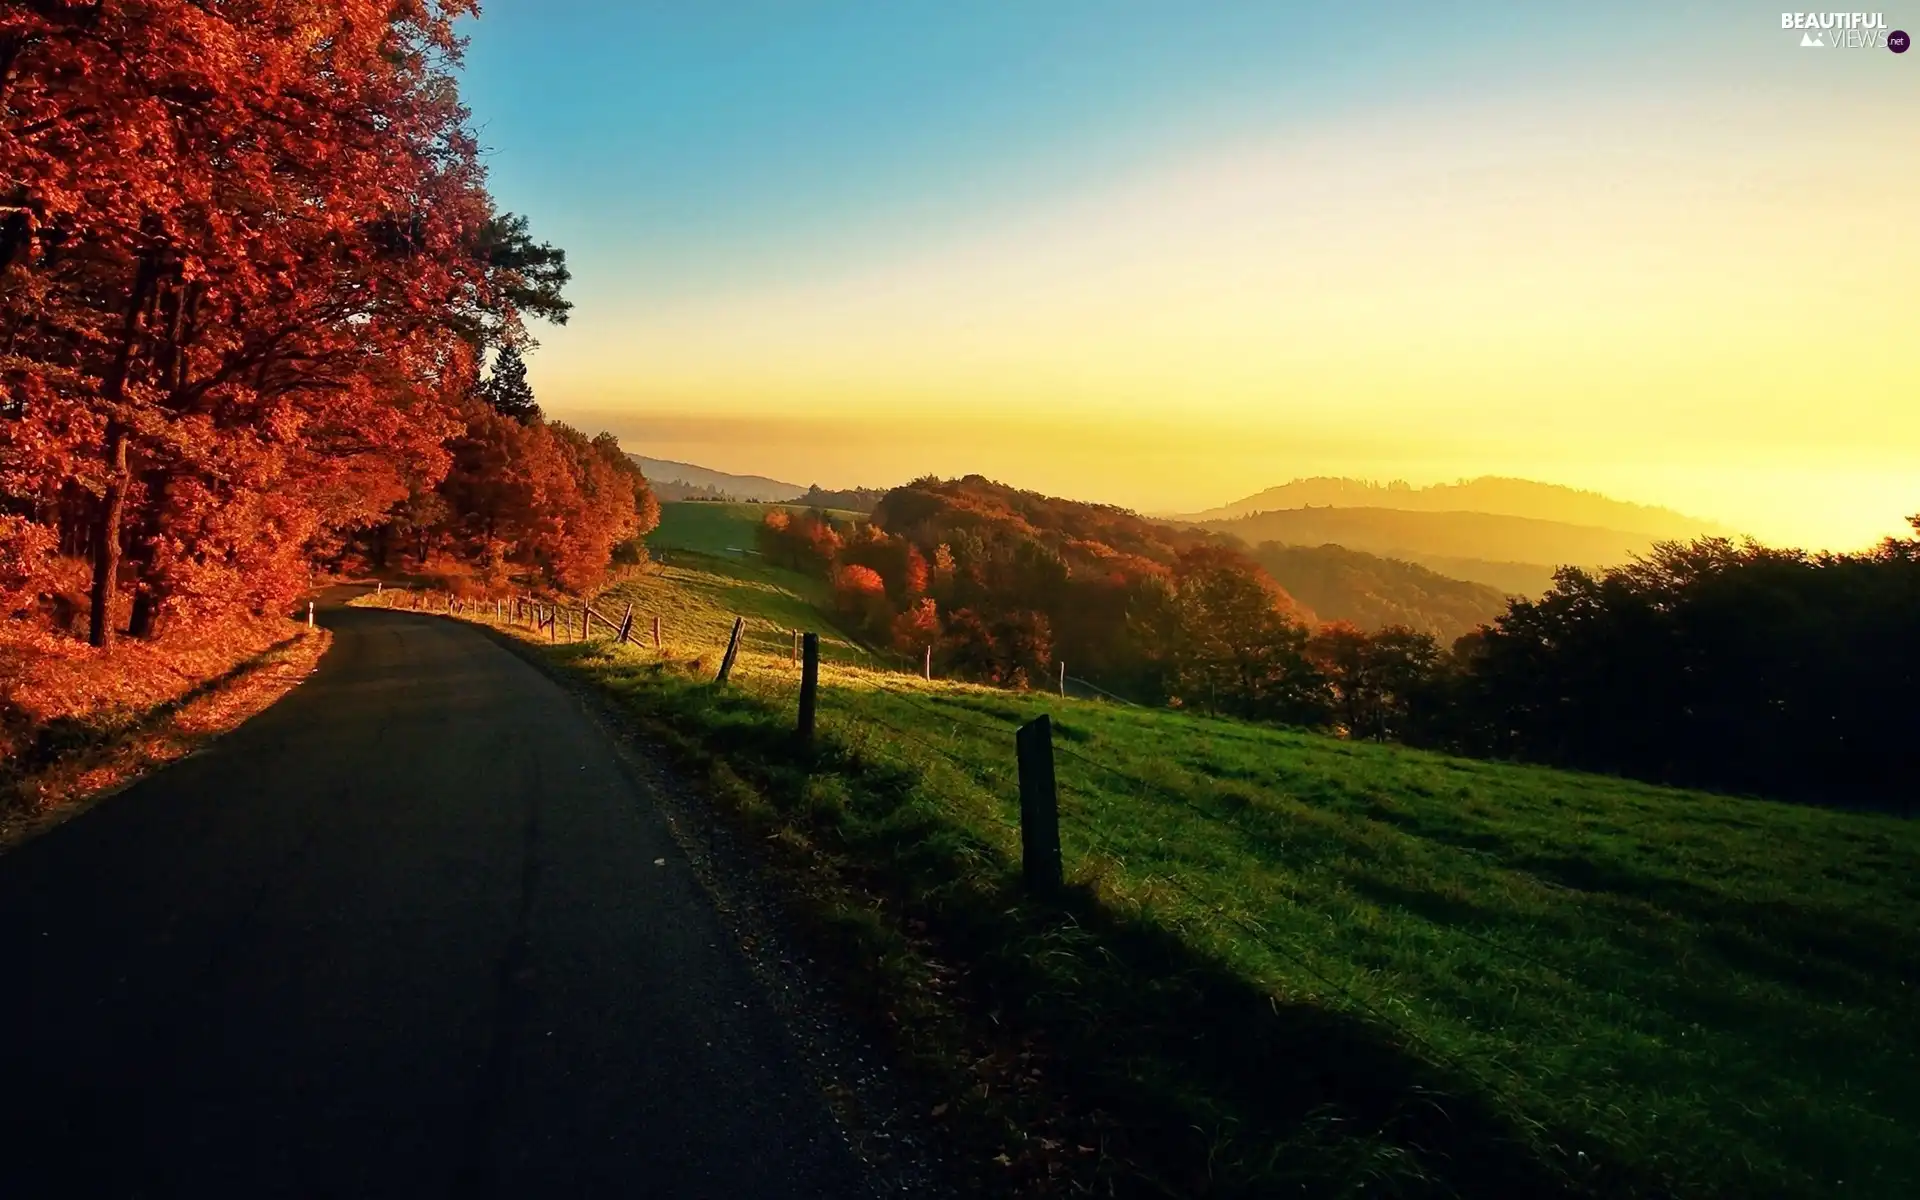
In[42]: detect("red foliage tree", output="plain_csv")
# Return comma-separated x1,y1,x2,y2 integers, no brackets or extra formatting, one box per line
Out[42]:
2,1,566,644
433,407,655,592
833,563,891,638
890,597,941,658
757,508,842,575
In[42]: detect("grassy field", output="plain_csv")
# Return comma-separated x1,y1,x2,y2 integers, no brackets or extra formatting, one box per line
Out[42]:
647,499,864,557
447,519,1920,1197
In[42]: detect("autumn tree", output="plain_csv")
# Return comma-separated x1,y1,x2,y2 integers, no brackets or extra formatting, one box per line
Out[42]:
1,1,570,645
833,563,891,638
430,405,655,592
758,508,842,574
891,597,940,659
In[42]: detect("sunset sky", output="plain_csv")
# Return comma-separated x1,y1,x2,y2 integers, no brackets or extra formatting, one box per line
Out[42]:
458,2,1918,550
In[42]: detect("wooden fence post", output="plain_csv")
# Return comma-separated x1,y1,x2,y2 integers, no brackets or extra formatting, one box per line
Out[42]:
583,607,592,639
1016,715,1063,894
651,614,661,650
798,632,819,746
715,616,745,684
1058,660,1066,698
618,603,635,644
791,629,799,665
548,606,557,644
307,601,314,630
924,643,932,681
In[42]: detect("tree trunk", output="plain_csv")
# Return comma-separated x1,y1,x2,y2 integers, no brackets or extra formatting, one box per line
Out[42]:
88,420,128,648
87,252,160,649
128,586,160,640
124,471,172,640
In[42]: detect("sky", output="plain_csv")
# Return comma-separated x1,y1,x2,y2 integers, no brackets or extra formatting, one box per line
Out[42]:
457,2,1919,550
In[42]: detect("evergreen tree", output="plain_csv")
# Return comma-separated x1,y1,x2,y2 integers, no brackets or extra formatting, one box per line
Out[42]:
481,344,541,423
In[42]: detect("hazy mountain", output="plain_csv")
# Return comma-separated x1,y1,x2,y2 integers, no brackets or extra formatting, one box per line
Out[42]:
628,456,804,503
1248,543,1512,642
1402,556,1559,597
1181,476,1730,539
1191,507,1666,596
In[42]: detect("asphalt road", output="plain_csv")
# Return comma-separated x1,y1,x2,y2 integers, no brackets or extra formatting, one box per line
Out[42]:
0,598,868,1198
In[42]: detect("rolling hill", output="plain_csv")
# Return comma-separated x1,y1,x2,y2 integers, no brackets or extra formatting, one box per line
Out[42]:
1192,507,1669,596
1249,542,1511,641
1181,476,1731,538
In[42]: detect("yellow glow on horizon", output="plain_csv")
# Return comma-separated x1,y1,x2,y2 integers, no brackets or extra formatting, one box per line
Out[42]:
538,87,1919,551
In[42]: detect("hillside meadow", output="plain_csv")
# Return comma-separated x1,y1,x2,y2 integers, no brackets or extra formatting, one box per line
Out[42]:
381,507,1920,1198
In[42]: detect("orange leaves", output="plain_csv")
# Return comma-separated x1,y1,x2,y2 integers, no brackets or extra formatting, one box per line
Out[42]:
757,508,843,574
2,2,568,639
834,563,887,601
890,596,941,656
433,405,656,593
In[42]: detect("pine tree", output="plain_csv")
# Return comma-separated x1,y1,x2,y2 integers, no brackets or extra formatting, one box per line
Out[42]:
481,344,542,424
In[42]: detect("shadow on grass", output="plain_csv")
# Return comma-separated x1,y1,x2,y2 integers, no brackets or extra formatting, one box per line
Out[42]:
552,650,1621,1198
1350,803,1918,1006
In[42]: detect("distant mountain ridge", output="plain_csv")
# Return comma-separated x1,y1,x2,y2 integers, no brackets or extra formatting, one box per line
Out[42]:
1181,476,1730,539
1195,507,1655,566
627,456,893,510
1189,507,1686,597
627,456,804,503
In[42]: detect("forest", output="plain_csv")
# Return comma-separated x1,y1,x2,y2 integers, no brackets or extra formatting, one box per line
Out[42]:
0,1,653,652
764,476,1919,814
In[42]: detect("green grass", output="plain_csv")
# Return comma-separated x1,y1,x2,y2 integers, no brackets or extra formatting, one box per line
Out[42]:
531,545,1920,1198
595,558,883,673
648,499,864,557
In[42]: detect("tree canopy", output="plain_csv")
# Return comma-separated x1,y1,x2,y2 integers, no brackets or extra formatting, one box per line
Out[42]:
1,1,649,644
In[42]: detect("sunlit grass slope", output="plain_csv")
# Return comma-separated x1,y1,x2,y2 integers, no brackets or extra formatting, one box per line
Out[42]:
646,499,862,557
553,540,1920,1198
597,502,880,670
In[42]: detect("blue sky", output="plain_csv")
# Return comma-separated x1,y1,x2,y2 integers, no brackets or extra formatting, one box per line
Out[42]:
455,3,1918,547
462,2,1663,298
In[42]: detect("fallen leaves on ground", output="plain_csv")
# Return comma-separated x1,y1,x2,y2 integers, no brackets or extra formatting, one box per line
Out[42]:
1,618,328,851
